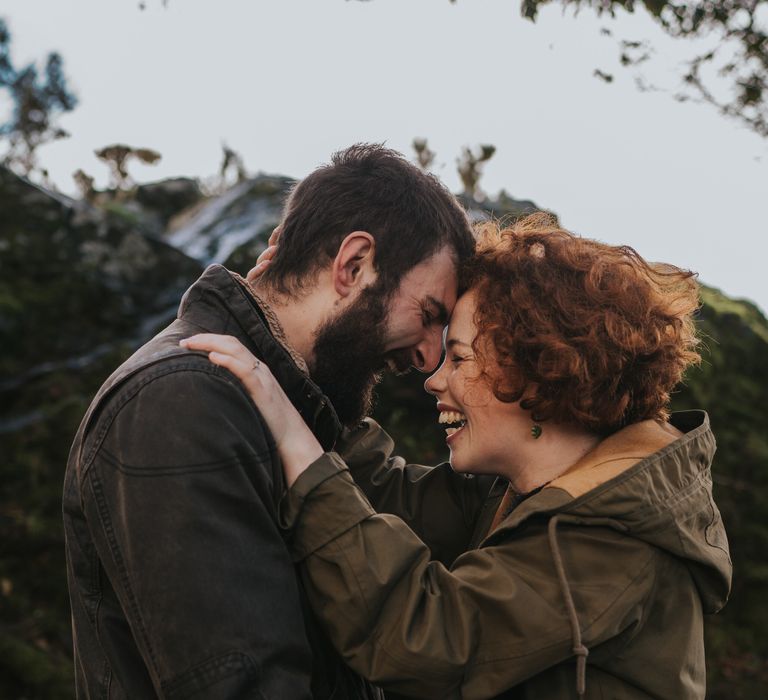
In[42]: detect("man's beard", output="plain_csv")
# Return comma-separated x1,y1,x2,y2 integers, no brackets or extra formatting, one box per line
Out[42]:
310,282,408,427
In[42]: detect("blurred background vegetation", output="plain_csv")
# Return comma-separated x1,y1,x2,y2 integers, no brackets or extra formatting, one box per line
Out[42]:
2,5,768,698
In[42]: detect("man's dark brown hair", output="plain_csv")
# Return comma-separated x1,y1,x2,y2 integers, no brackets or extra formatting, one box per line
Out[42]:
260,143,475,295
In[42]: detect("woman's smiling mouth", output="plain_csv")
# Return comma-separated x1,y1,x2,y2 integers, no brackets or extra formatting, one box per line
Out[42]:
438,410,467,439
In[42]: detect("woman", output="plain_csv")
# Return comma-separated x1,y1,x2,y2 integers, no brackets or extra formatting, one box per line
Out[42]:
181,214,731,699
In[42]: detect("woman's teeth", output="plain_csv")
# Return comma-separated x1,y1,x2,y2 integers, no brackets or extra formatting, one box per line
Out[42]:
438,410,467,436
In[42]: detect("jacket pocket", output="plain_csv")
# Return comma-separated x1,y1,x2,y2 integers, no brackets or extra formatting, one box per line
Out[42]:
162,651,264,700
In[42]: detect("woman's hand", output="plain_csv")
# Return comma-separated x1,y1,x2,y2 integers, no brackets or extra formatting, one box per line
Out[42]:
247,226,280,283
179,333,323,487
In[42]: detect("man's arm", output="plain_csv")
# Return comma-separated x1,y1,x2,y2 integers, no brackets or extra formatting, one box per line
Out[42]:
81,363,311,699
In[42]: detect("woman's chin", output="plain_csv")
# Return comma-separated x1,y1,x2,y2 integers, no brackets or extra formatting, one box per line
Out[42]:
446,427,471,473
448,450,471,474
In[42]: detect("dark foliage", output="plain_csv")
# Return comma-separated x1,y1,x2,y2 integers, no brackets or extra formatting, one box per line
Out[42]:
0,19,78,178
527,1,768,136
359,1,768,137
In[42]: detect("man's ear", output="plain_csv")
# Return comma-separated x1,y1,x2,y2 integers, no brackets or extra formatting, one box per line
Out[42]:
332,231,376,298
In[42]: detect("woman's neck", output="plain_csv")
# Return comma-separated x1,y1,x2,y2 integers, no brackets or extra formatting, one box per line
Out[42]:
502,424,602,494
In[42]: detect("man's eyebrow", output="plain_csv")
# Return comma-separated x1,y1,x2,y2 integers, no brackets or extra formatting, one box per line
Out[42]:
424,296,449,326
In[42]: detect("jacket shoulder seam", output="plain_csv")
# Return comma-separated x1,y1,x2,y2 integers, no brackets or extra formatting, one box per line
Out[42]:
80,362,254,482
98,444,274,477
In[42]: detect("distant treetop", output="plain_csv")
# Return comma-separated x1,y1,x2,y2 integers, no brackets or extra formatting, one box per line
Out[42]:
0,18,78,180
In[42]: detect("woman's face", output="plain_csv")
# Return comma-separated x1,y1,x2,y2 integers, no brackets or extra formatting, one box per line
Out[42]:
424,289,529,475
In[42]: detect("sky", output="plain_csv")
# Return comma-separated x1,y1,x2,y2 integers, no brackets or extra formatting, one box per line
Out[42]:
2,0,767,313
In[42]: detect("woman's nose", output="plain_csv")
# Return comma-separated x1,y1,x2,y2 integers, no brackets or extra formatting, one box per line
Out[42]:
424,360,446,396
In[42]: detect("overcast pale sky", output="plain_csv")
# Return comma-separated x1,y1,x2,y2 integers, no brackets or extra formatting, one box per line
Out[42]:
3,0,767,313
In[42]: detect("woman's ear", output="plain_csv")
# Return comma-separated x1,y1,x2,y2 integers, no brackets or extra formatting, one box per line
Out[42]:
331,231,377,298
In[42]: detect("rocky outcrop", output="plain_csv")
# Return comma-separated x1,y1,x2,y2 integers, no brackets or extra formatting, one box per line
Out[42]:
135,176,204,228
165,174,291,267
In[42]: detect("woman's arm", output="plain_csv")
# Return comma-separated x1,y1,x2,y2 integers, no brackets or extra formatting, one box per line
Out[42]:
180,334,658,698
283,454,659,699
181,333,493,563
338,419,495,565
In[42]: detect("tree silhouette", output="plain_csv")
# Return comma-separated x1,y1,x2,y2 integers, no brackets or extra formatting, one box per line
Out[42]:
457,144,496,200
352,1,768,138
412,138,436,170
523,0,768,138
94,143,162,192
218,142,248,189
0,18,78,178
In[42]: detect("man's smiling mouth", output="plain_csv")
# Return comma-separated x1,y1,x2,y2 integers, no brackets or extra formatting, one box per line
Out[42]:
384,355,412,376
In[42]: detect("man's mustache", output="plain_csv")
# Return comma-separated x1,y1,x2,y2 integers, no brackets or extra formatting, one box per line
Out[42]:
381,350,413,376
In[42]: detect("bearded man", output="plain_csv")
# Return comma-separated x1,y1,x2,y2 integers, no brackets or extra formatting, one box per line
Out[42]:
63,144,474,699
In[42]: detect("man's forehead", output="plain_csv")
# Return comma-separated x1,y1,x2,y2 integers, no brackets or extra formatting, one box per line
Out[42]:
394,247,459,320
418,249,459,302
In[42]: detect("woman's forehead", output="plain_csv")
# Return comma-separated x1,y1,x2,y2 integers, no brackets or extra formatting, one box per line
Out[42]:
445,291,477,343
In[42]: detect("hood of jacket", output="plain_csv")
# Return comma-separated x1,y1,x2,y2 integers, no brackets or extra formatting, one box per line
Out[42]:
484,410,732,615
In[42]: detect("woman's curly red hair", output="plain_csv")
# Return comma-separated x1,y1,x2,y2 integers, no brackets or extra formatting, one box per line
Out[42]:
462,213,701,434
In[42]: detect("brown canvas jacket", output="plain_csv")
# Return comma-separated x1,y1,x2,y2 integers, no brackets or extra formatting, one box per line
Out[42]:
280,410,732,699
63,265,381,700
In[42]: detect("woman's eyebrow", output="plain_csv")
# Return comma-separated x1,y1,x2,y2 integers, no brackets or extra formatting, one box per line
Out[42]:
446,338,471,350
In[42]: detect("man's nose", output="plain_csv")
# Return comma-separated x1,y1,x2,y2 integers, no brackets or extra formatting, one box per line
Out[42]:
412,329,443,373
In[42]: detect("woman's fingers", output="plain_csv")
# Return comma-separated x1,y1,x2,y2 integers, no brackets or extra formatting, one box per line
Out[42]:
179,334,268,386
207,350,254,379
260,245,278,263
246,226,280,282
247,245,277,282
179,332,322,484
180,333,245,357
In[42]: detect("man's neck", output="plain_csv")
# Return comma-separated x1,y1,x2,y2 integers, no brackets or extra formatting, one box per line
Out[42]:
248,280,332,369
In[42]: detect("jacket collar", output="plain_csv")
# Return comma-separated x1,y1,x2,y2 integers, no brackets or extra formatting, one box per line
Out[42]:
481,410,714,542
178,264,342,451
480,409,730,615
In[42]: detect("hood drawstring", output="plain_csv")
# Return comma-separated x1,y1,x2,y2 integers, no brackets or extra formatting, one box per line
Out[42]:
548,514,590,698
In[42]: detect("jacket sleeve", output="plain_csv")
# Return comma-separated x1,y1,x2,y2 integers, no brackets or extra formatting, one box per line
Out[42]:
281,453,661,699
80,364,312,699
336,418,495,566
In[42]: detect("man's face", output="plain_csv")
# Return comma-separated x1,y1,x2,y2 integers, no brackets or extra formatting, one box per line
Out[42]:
310,247,458,426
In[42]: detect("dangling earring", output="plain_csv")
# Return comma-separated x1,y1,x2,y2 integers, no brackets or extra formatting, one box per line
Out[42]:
531,423,543,439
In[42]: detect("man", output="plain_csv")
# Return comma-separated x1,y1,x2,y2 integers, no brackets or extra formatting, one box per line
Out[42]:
63,144,474,699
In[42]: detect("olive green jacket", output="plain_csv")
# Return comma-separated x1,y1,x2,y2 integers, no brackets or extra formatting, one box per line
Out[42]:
281,410,731,699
